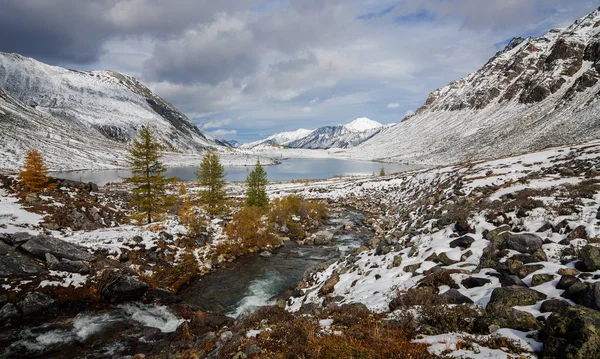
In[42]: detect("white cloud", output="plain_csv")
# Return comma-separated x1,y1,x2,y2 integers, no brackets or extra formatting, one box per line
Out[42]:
386,102,400,109
302,107,312,112
309,97,320,105
404,109,415,117
202,119,232,129
210,129,237,137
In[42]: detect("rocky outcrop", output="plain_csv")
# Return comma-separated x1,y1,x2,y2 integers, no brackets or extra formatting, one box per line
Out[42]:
101,273,150,302
0,241,45,277
20,234,92,261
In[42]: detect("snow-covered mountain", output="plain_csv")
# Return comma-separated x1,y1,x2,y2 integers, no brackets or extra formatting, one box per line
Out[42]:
243,118,387,150
240,128,314,149
0,53,225,170
289,117,386,149
353,8,600,165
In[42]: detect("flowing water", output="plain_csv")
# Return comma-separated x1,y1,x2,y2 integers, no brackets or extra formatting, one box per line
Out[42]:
3,209,372,358
52,158,420,185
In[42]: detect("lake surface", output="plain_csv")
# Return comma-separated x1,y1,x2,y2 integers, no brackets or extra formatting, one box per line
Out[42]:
53,158,419,185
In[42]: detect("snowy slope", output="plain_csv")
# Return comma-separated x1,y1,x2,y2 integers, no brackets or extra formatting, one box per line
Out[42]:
352,8,600,165
0,53,227,170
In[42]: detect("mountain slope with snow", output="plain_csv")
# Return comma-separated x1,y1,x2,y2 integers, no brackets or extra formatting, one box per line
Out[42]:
0,53,226,170
353,8,600,165
289,118,385,149
241,128,314,149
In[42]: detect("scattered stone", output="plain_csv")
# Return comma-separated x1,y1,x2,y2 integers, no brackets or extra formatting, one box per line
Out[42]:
540,299,571,313
439,288,473,304
403,263,420,274
505,233,543,254
189,312,234,337
449,236,475,249
461,277,491,288
540,305,600,359
486,306,542,332
581,245,600,271
556,275,580,290
0,232,32,246
531,274,556,287
558,268,580,276
21,235,92,261
245,344,261,357
561,282,589,302
391,255,402,268
18,292,56,316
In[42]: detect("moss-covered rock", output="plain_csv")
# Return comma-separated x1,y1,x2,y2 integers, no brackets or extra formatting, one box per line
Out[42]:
485,225,512,247
487,286,547,309
531,273,556,287
438,252,459,266
581,245,600,271
540,305,600,359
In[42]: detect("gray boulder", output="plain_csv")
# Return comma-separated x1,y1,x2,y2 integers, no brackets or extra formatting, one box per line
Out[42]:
0,241,45,277
18,292,56,316
313,231,334,245
449,236,475,249
20,235,92,261
0,303,19,321
0,232,33,246
102,273,149,302
556,275,580,290
439,288,473,304
505,233,543,254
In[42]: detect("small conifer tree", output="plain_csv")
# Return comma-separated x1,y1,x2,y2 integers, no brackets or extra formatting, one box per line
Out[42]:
126,125,170,224
20,149,55,192
196,150,226,214
379,167,386,176
246,160,269,207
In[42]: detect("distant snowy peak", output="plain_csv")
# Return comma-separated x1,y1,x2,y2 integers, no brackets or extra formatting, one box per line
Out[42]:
269,128,315,145
343,117,383,132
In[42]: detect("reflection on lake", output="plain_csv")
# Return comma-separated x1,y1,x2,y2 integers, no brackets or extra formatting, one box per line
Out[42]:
53,158,420,185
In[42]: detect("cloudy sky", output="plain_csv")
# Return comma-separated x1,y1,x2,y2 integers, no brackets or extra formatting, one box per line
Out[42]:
0,0,597,142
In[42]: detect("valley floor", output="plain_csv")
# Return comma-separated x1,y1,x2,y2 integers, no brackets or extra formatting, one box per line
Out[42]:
1,140,600,358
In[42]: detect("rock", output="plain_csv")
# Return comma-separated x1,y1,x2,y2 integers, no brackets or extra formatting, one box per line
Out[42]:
245,344,261,357
132,235,144,244
540,306,600,359
484,225,512,247
511,249,548,263
20,235,92,261
505,233,543,254
461,277,491,288
0,303,19,321
531,274,556,287
219,330,233,344
561,282,589,301
403,263,420,274
18,292,56,316
488,286,546,309
567,225,588,241
232,352,247,359
320,273,340,295
102,273,149,302
45,252,60,266
0,241,46,277
540,299,571,313
558,268,580,276
449,236,475,249
439,288,473,305
486,306,542,332
391,255,402,268
438,252,458,266
158,231,173,242
189,312,234,337
313,231,334,245
581,245,600,271
375,243,393,255
556,275,580,290
0,232,33,246
499,274,527,287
